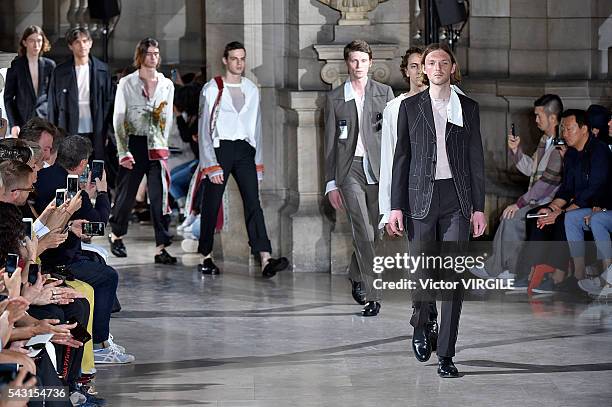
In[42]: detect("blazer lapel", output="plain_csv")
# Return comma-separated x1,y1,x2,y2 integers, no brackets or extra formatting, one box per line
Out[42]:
419,90,436,142
36,58,44,96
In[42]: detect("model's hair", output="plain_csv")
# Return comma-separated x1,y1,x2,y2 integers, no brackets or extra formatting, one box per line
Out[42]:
534,94,564,121
223,41,245,59
0,202,27,269
0,160,33,192
65,27,91,45
561,109,588,128
56,135,92,171
18,25,51,56
133,37,161,69
343,40,372,61
418,43,461,86
400,46,424,82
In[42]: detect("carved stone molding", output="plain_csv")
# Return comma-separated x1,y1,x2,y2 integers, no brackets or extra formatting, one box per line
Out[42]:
317,0,389,26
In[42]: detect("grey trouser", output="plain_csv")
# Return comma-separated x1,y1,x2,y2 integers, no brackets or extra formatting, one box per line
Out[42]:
484,204,534,276
339,159,381,302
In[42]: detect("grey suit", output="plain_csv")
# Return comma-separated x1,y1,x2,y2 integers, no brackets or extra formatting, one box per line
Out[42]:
324,79,394,301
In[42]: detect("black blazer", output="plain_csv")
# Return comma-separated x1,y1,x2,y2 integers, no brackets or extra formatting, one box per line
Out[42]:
3,56,55,128
47,56,111,159
391,89,485,220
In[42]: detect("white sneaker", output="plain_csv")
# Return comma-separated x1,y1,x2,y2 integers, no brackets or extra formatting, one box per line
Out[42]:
181,238,199,253
70,391,87,406
178,214,197,232
591,286,612,299
578,277,602,294
469,265,490,279
107,333,126,353
497,270,516,280
94,346,135,364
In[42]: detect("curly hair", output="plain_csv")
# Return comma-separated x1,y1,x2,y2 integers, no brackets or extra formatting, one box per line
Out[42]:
399,46,424,83
0,202,25,269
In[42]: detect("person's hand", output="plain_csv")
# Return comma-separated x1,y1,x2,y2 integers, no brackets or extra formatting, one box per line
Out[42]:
23,237,38,265
20,272,44,304
556,145,567,158
84,172,97,197
471,211,487,237
65,190,83,216
70,219,87,239
51,322,83,348
9,340,30,354
536,207,562,229
5,297,30,325
37,229,68,256
502,203,519,220
10,125,20,138
507,134,520,153
51,287,84,305
210,173,224,184
327,189,343,210
0,349,36,375
0,311,11,346
94,169,108,193
119,157,135,170
388,209,404,237
37,200,57,226
0,119,8,138
3,269,22,298
5,363,38,402
32,279,63,306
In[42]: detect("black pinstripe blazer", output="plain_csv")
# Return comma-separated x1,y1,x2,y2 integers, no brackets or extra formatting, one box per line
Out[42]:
390,88,485,220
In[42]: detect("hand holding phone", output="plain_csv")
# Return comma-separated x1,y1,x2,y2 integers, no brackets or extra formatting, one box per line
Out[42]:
66,319,91,344
22,218,33,240
5,254,19,276
66,175,79,199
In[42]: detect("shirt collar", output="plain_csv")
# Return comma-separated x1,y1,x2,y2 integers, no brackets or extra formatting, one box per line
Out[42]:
344,78,368,103
447,85,463,127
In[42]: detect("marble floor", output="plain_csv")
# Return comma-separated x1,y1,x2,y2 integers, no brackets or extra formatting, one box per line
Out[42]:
93,225,612,407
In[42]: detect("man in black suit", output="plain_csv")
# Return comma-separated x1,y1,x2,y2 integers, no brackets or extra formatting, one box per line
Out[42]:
4,25,55,137
388,43,486,378
48,27,111,160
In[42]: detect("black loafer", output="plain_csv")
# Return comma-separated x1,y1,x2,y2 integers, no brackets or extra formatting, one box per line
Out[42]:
199,258,220,275
262,257,289,278
108,235,127,258
350,279,367,305
412,326,432,362
361,301,380,317
437,357,460,378
154,248,177,265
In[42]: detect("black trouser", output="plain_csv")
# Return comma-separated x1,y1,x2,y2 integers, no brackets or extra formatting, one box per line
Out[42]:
30,350,72,406
198,140,271,256
514,204,569,278
405,179,469,358
109,136,171,246
28,298,90,389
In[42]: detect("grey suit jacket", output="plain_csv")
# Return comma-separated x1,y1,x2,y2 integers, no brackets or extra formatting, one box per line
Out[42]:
324,79,395,188
391,88,485,219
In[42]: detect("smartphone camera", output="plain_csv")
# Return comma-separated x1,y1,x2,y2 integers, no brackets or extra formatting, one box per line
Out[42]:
91,160,104,182
79,164,90,184
66,175,79,199
553,136,566,147
5,253,19,276
55,189,66,207
22,217,33,240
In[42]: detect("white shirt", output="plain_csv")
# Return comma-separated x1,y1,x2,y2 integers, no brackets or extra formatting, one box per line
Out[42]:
75,64,93,133
431,96,453,180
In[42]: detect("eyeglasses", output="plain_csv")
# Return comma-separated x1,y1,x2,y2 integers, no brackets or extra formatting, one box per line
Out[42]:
11,186,35,193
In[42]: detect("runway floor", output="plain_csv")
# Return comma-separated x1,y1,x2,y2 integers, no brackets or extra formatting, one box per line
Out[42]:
94,225,612,407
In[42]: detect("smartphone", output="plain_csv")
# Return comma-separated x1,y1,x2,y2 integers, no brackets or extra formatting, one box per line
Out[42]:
67,319,92,344
171,68,178,82
5,253,19,276
43,276,60,285
66,175,79,199
526,213,549,219
55,188,66,206
0,364,19,384
22,217,33,239
553,136,566,146
511,123,516,139
28,264,39,285
91,160,104,181
82,222,105,236
79,164,89,184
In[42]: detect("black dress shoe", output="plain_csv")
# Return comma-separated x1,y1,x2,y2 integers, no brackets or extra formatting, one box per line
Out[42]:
108,235,127,258
262,257,289,278
199,258,220,275
412,326,432,362
427,321,439,353
361,301,380,317
349,279,366,305
154,248,177,265
437,357,460,378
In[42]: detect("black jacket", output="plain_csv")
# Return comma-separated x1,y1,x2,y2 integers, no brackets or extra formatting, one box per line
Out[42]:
391,89,485,219
3,56,55,127
33,164,110,267
47,56,111,159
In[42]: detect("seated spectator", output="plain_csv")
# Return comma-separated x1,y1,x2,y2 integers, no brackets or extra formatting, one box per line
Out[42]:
33,135,135,364
18,117,60,167
515,109,611,294
471,94,563,279
586,104,612,147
